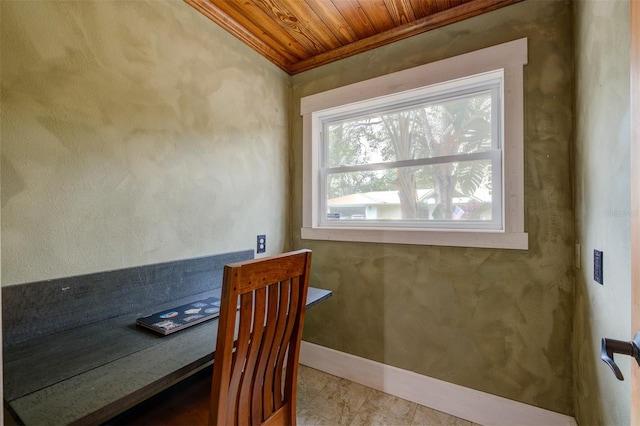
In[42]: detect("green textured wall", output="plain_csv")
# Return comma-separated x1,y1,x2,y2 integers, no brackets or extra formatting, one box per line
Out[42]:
293,0,575,415
574,1,631,425
1,0,290,285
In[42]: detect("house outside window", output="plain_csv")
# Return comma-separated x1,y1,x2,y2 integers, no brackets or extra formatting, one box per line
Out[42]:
301,38,529,250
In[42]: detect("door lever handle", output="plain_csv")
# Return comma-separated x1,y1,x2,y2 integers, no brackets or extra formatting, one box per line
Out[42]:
600,332,640,380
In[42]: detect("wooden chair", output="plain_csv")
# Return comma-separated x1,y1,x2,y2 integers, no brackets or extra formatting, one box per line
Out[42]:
108,249,312,426
209,249,312,426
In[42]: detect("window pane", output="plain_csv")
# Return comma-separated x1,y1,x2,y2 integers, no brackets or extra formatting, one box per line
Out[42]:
325,159,493,222
325,90,494,168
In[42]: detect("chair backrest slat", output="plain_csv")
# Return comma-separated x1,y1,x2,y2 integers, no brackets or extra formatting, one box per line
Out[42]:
252,284,280,424
269,280,292,414
274,278,301,410
237,287,267,425
209,249,312,426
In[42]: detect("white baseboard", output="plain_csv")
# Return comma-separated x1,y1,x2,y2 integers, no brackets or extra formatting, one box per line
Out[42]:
299,341,576,426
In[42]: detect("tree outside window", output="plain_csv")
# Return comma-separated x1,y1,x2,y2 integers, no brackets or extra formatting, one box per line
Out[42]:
324,86,497,224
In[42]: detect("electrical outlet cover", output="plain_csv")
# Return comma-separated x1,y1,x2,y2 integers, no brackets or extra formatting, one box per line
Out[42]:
257,235,266,253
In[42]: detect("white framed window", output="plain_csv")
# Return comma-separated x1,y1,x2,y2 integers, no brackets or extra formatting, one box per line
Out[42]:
301,38,528,250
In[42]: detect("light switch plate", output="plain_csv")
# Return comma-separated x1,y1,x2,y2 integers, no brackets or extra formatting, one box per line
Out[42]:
594,249,603,285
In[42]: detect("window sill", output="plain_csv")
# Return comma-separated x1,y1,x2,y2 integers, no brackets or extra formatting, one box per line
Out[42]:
301,227,528,250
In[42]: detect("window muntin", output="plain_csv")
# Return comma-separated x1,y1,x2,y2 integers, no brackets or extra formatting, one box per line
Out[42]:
316,74,503,231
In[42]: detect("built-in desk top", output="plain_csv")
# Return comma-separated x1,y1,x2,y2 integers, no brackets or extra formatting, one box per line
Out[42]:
4,287,331,425
2,250,332,425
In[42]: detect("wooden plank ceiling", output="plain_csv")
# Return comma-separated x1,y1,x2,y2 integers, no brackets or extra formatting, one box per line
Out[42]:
185,0,522,75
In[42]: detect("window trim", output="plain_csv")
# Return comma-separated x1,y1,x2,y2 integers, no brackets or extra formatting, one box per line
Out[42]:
300,38,528,250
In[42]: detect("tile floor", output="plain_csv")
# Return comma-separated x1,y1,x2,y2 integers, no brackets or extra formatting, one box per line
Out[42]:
297,364,482,426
